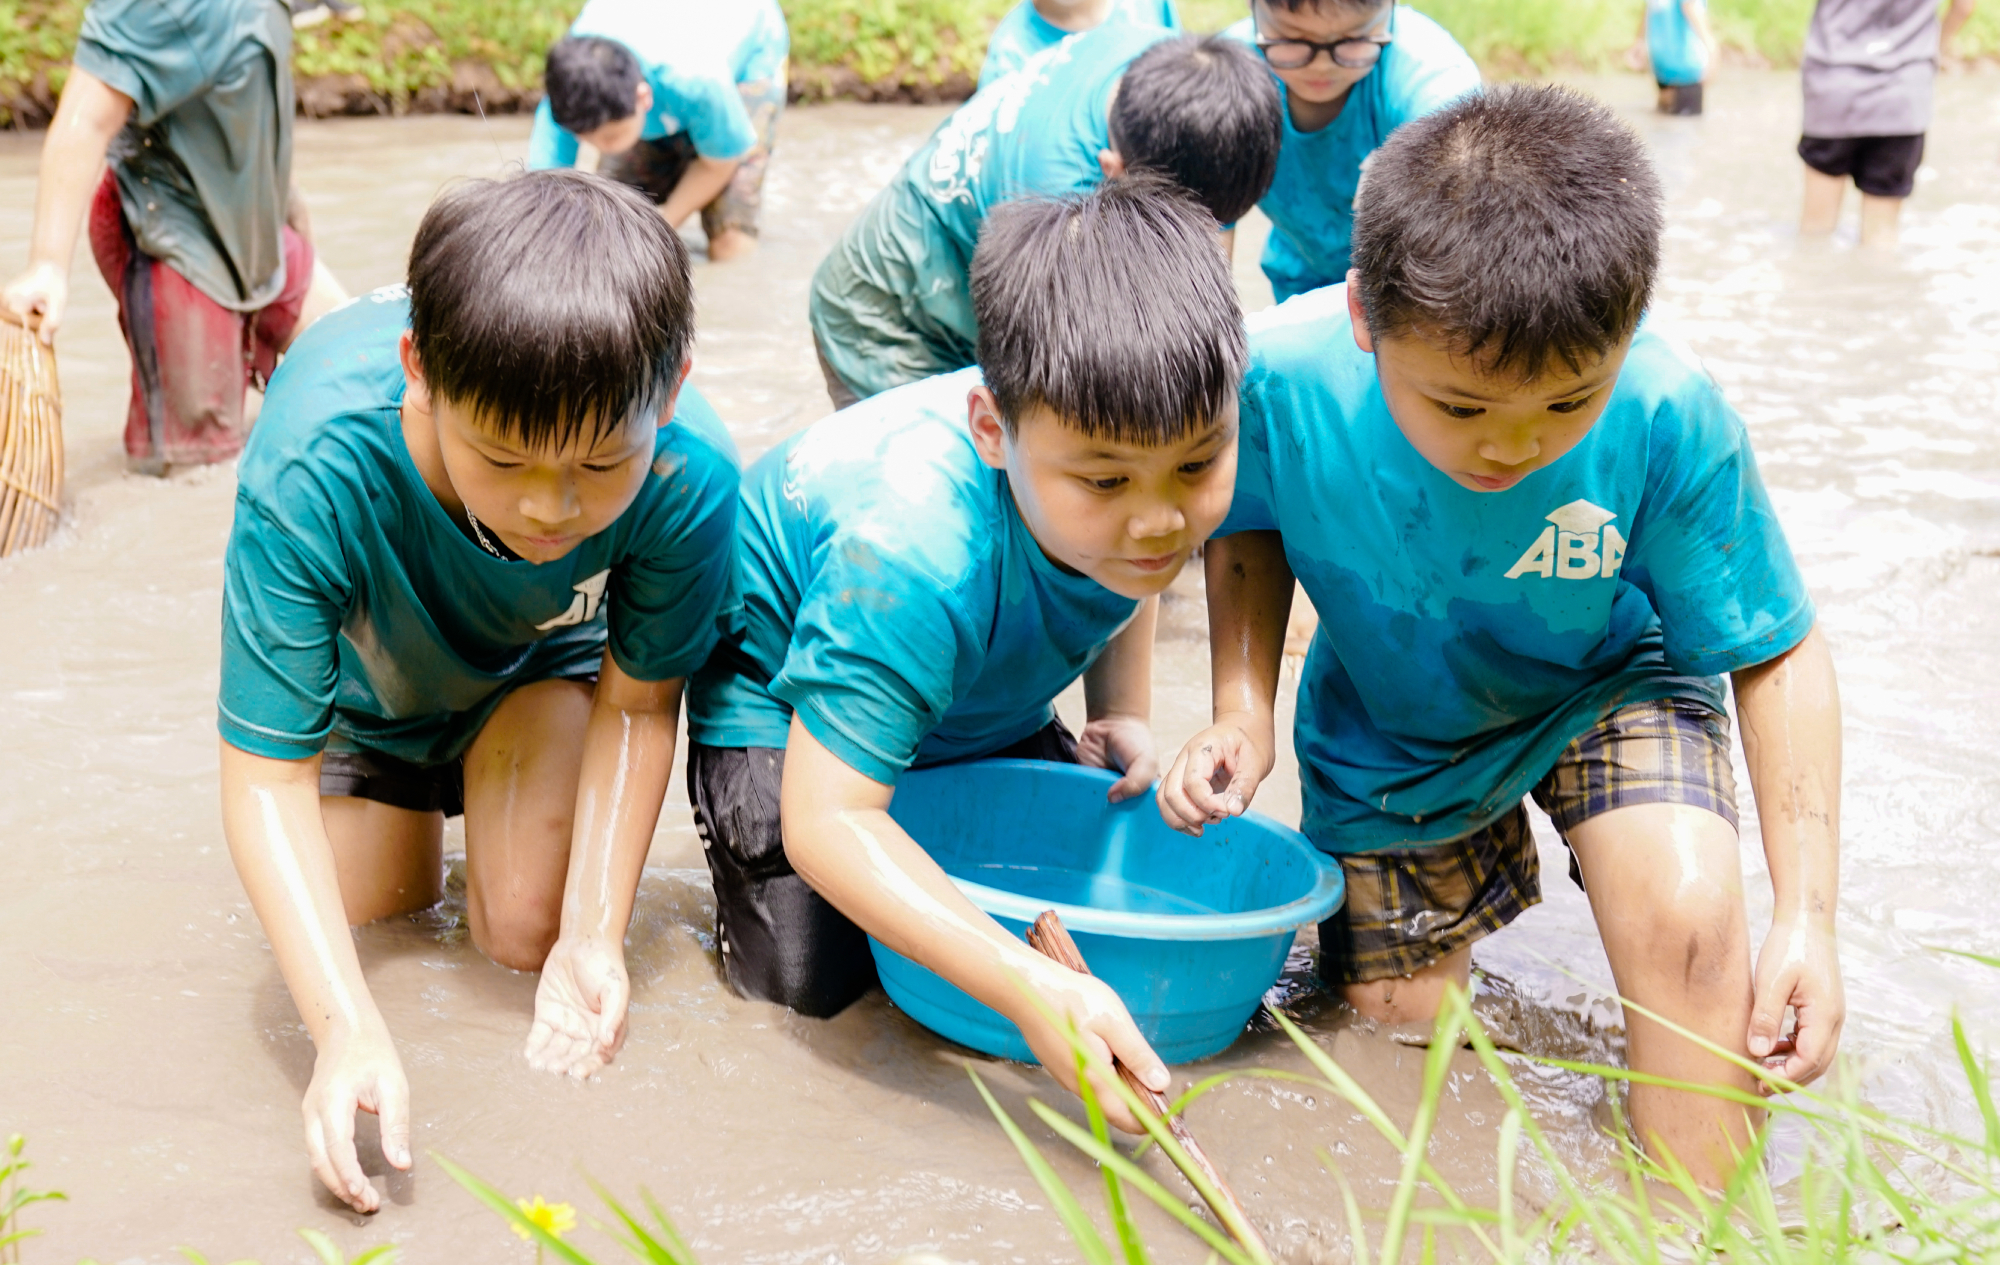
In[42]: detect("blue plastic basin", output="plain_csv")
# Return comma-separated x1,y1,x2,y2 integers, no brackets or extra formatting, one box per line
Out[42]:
869,759,1345,1063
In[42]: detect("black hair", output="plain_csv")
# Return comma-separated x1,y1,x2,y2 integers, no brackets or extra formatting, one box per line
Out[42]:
972,174,1245,444
1261,0,1389,13
544,36,643,135
406,168,695,451
1350,83,1663,380
1108,35,1282,226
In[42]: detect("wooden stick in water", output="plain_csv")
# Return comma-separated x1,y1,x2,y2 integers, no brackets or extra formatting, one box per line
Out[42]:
1025,909,1271,1259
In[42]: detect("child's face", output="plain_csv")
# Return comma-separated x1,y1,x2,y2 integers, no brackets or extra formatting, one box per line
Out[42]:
1251,0,1394,110
1349,286,1632,494
577,81,652,156
967,388,1239,600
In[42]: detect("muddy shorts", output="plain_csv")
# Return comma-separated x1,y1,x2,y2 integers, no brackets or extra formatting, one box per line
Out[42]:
1657,81,1703,116
87,171,314,471
1798,133,1925,199
688,717,1082,1018
320,748,467,817
1319,697,1739,984
598,74,786,241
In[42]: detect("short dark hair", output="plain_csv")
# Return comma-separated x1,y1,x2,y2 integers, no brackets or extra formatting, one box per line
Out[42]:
1351,83,1663,380
545,35,643,135
1108,35,1282,225
972,175,1245,444
1262,0,1387,13
407,169,695,451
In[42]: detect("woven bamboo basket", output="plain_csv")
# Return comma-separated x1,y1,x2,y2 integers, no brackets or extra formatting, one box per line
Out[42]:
0,310,63,557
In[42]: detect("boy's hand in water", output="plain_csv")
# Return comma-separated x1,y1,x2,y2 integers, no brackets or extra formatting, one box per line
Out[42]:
303,1023,411,1214
1748,914,1844,1086
1156,715,1274,835
1075,713,1158,802
1015,959,1170,1134
525,936,630,1078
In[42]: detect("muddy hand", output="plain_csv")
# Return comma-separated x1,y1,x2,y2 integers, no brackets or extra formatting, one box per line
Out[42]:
302,1025,411,1214
0,262,64,344
1017,962,1170,1134
1156,719,1271,836
1748,914,1844,1086
525,935,631,1079
1075,713,1158,803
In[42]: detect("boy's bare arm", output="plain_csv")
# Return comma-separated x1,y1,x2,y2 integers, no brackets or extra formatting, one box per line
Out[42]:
2,67,133,342
1684,0,1717,58
1944,0,1979,52
659,154,744,230
1078,595,1159,801
780,717,1170,1131
1731,624,1844,1085
525,654,682,1079
1157,531,1293,833
219,742,410,1214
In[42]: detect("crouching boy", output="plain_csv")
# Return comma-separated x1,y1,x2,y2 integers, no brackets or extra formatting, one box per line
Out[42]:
1160,86,1843,1186
217,171,738,1212
688,178,1243,1127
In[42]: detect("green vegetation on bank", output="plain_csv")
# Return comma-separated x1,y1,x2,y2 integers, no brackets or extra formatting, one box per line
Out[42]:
0,0,1994,123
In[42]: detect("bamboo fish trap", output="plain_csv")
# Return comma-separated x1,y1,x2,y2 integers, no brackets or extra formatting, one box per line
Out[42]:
0,310,63,557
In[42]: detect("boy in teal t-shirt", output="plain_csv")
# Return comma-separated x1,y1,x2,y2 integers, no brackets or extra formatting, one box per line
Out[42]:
808,28,1280,405
218,172,738,1213
1160,88,1843,1188
1644,0,1713,115
978,0,1180,88
529,0,789,262
691,180,1244,1131
1228,0,1480,302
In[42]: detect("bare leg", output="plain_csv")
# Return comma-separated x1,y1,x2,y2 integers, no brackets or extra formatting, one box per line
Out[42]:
461,678,595,971
1858,194,1905,249
281,258,351,353
320,795,445,925
1800,166,1847,236
1567,802,1762,1189
706,227,758,262
1343,945,1472,1025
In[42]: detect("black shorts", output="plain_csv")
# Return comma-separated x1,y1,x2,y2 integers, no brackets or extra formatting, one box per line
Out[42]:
320,748,465,817
687,718,1081,1018
1656,81,1703,115
1798,133,1925,199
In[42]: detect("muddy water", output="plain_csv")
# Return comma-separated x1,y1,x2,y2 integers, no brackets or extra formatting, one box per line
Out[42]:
3,68,1999,1262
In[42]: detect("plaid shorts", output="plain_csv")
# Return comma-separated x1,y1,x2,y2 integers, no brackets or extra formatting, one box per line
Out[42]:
1320,697,1739,984
597,72,786,240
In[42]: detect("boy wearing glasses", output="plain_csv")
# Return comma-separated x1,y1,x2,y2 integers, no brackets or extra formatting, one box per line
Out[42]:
1228,0,1479,302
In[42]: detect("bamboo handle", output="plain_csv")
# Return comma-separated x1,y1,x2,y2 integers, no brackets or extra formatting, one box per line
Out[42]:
1025,910,1270,1258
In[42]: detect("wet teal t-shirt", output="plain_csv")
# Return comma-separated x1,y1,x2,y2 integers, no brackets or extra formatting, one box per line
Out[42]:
74,0,293,310
1226,9,1478,302
219,288,741,767
1223,289,1815,852
977,0,1178,88
808,23,1171,400
687,369,1141,784
526,0,789,168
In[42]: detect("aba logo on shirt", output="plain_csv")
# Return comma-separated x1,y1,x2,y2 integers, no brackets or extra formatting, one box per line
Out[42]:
1505,500,1627,581
536,570,610,630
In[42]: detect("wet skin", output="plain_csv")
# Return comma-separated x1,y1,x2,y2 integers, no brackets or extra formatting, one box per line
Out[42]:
780,390,1238,1133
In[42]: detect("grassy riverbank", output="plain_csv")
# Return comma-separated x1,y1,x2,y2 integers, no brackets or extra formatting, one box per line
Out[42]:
0,0,1994,123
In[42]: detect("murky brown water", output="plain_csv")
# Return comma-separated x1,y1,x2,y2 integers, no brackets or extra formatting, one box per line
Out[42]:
3,68,1998,1262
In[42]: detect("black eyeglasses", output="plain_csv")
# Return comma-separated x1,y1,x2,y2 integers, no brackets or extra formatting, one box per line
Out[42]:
1251,0,1395,70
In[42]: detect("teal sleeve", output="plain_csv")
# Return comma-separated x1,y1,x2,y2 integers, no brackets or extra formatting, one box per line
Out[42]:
673,69,758,160
75,0,216,125
770,542,983,785
217,485,350,759
606,399,743,683
1382,14,1482,130
527,99,579,169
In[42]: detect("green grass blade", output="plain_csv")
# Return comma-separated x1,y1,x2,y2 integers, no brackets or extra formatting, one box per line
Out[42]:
350,1248,400,1265
969,1070,1116,1265
1377,994,1465,1264
297,1228,344,1265
579,1172,698,1265
1071,1049,1149,1265
431,1152,602,1265
1931,945,2000,971
1323,1159,1371,1265
1951,1009,2000,1157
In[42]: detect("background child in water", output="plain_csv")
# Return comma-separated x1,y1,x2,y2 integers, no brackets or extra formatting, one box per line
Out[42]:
978,0,1180,88
216,171,738,1213
1643,0,1715,116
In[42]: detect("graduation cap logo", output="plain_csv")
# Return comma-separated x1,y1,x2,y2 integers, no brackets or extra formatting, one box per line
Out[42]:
1504,499,1628,581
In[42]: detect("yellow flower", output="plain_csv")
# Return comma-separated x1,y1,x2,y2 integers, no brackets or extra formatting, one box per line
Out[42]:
510,1194,578,1240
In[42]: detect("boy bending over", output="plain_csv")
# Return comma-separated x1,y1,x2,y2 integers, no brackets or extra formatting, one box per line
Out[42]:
218,172,738,1212
689,179,1243,1128
809,28,1279,407
1161,86,1843,1186
978,0,1180,90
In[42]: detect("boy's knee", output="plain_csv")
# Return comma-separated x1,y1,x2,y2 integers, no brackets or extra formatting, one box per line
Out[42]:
470,892,561,972
1632,883,1748,996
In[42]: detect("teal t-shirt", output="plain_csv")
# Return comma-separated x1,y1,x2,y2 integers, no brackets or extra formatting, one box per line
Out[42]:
527,0,789,168
218,288,741,767
1647,0,1708,86
687,369,1141,784
74,0,293,311
977,0,1178,89
1222,288,1816,852
1226,8,1479,303
808,23,1171,401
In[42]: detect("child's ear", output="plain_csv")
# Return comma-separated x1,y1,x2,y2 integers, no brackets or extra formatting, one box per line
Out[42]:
657,353,693,428
1345,273,1374,354
1097,148,1128,180
966,387,1010,470
633,80,653,115
399,331,433,414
